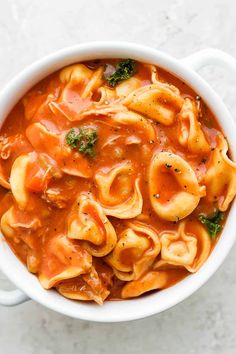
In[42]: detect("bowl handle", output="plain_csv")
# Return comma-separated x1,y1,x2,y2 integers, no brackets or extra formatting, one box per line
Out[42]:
0,287,29,306
181,48,236,72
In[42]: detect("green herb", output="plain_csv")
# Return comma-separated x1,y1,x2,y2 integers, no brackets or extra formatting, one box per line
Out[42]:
198,209,224,239
106,59,136,87
65,128,98,158
65,128,78,149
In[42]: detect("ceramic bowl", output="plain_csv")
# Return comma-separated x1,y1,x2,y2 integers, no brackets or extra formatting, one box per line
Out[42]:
0,42,236,322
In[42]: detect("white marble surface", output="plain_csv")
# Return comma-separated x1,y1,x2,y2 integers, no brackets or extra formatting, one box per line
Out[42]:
1,0,236,353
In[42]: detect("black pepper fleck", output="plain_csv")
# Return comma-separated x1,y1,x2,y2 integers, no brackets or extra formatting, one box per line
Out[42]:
165,163,172,168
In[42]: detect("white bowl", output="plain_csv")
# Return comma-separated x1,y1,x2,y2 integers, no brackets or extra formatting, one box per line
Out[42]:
0,42,236,322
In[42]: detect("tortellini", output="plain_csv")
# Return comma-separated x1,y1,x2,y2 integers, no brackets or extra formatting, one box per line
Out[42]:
0,164,10,189
1,206,42,273
111,111,156,141
148,64,159,84
95,161,143,219
51,64,104,121
23,91,49,121
39,234,92,289
115,65,159,99
68,194,117,257
0,134,31,189
59,64,103,99
123,82,184,125
10,153,32,210
57,260,113,305
204,134,236,211
98,86,117,103
1,206,41,239
149,151,204,221
80,102,126,119
116,77,142,99
106,222,160,281
155,220,211,272
178,98,210,154
10,151,62,209
121,270,168,299
26,123,62,160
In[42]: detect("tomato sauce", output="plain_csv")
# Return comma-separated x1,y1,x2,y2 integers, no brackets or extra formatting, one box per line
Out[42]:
0,59,232,303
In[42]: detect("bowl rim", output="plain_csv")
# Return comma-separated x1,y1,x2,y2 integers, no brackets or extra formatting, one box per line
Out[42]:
0,41,236,322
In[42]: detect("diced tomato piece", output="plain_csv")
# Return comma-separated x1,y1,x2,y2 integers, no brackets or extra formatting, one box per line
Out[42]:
25,162,51,192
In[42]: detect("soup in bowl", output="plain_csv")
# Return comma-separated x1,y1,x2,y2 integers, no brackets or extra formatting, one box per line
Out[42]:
0,42,236,321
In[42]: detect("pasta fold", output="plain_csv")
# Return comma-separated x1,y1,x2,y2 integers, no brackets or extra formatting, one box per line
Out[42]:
121,270,168,298
204,134,236,211
123,83,184,125
155,220,211,272
116,77,142,99
149,151,203,221
111,111,156,141
51,64,104,121
0,134,31,189
57,260,113,305
68,194,117,257
1,206,41,239
106,222,160,281
10,153,32,209
1,206,42,273
178,98,210,154
39,234,92,289
95,161,143,218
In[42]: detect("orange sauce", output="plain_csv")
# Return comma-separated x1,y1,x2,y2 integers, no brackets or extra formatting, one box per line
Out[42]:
0,59,228,302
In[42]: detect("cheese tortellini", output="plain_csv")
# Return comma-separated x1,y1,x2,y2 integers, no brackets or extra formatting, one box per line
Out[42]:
57,260,113,304
68,194,117,257
121,270,168,299
51,64,104,121
204,134,236,211
95,161,143,219
111,111,156,141
1,205,42,273
10,153,32,210
178,98,210,154
116,77,142,99
1,206,41,240
149,152,204,221
1,58,235,304
10,151,62,209
155,220,211,272
59,64,104,99
39,233,92,289
0,134,31,189
106,222,160,281
123,82,184,125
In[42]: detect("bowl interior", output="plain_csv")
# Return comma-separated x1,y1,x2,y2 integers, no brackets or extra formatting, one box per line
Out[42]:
0,42,236,322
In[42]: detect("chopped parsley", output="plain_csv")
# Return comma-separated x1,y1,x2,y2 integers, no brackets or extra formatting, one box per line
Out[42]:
198,209,224,239
65,127,98,158
105,59,136,87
